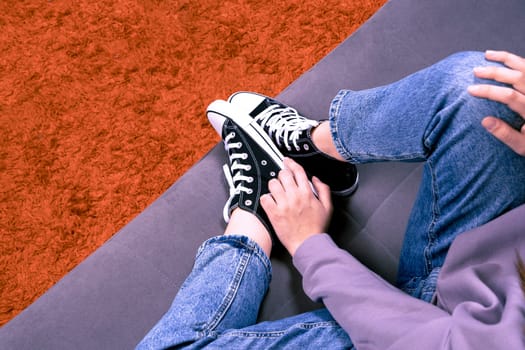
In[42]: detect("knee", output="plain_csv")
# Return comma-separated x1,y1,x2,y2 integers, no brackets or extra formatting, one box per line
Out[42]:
437,52,501,89
444,51,487,66
427,52,517,139
436,51,510,116
440,51,494,75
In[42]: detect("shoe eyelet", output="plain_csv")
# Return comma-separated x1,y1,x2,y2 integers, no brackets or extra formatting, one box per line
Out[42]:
270,171,276,177
246,165,252,171
242,153,248,159
230,132,236,138
245,200,253,206
261,160,267,166
247,177,254,183
247,188,253,194
303,144,310,151
295,146,301,152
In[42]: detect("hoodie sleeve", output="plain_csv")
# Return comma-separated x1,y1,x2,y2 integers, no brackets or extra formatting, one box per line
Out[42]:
293,234,525,350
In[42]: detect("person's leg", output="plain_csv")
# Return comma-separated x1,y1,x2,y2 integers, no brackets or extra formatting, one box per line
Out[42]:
136,207,354,349
327,51,525,299
137,107,355,349
203,308,353,349
221,52,525,300
225,208,272,256
135,209,273,349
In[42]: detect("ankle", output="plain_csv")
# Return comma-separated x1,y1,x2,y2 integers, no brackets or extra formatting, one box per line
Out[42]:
225,208,272,257
311,122,346,161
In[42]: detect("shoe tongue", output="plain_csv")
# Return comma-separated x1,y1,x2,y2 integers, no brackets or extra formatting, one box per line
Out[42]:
250,99,274,118
287,123,312,144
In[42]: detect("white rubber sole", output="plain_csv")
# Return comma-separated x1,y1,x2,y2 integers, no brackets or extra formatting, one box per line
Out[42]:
332,172,359,197
228,90,267,105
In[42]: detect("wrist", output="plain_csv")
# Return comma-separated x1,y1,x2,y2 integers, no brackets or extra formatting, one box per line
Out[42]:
286,233,320,256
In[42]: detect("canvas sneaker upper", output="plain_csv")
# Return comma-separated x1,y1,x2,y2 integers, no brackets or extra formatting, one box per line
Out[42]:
207,103,284,239
228,92,358,196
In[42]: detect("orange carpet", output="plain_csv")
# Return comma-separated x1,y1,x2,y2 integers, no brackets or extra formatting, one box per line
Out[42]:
0,0,386,326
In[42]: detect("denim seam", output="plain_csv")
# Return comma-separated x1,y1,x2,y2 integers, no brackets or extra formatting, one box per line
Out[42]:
422,267,441,295
329,90,426,162
329,90,355,162
195,235,272,337
223,321,341,338
343,152,425,162
197,235,272,274
235,237,273,275
201,248,252,335
423,159,441,275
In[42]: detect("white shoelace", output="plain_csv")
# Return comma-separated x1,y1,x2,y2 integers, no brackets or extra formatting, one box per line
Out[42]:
255,105,318,152
222,131,253,222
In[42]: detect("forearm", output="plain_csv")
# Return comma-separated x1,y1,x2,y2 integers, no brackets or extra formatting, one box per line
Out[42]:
294,234,449,347
293,234,524,349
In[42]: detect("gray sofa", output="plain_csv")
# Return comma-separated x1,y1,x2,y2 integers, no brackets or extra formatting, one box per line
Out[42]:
1,0,524,349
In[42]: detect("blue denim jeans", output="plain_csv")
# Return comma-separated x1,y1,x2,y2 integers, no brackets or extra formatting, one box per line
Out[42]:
136,235,353,349
330,51,525,300
137,52,525,349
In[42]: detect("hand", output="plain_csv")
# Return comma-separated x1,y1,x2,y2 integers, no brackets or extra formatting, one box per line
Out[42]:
468,50,525,156
260,158,333,256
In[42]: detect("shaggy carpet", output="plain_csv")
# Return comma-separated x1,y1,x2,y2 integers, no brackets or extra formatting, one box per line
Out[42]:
0,0,386,325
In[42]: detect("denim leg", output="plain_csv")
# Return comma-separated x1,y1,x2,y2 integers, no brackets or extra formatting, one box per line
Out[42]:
329,51,525,299
204,308,353,349
136,235,354,349
136,235,272,349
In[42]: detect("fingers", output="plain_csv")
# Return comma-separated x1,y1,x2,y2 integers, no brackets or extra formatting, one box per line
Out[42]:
484,50,525,73
469,50,525,117
267,177,285,203
473,65,523,88
260,158,333,256
468,51,525,156
262,158,330,208
283,157,311,191
468,83,525,117
482,117,525,156
265,159,307,204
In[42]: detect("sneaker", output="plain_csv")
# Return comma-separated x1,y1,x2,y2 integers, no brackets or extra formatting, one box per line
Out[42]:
227,91,358,196
207,100,284,239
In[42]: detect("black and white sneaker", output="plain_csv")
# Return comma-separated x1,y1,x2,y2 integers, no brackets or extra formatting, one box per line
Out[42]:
207,101,284,238
227,91,358,196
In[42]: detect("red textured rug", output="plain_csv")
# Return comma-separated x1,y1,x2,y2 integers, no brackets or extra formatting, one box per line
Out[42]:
0,0,386,325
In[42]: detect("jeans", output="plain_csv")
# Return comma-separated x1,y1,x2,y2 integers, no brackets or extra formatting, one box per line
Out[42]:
137,52,525,349
137,235,353,349
330,51,525,299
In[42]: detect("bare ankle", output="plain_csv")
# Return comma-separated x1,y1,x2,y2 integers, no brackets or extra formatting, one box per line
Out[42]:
311,121,346,161
225,208,272,257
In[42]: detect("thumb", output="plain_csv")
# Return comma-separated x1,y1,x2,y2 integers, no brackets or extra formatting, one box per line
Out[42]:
482,117,525,156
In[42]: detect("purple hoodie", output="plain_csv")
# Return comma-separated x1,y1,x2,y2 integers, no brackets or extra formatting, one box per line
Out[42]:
294,205,525,349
